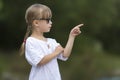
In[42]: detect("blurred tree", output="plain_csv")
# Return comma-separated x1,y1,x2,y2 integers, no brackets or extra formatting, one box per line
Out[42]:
0,0,119,54
0,0,3,11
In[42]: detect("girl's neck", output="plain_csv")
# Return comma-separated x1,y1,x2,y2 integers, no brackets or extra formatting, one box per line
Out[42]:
30,31,47,41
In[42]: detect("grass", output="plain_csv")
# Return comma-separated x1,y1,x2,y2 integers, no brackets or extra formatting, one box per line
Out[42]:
0,50,30,80
0,50,120,80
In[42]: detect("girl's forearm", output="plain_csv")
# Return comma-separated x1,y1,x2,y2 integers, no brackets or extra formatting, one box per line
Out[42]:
37,51,59,66
37,45,63,66
63,35,75,58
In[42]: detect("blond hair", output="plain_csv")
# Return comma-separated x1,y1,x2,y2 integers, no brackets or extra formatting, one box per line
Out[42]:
19,3,52,55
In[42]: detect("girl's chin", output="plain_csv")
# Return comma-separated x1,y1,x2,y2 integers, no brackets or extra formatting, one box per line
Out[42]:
44,30,51,33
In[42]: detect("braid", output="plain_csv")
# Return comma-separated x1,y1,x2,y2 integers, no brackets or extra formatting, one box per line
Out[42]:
24,25,32,40
19,25,31,55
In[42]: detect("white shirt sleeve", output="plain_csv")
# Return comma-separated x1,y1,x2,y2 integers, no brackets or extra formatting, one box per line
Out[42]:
52,39,68,61
57,53,68,61
25,38,45,66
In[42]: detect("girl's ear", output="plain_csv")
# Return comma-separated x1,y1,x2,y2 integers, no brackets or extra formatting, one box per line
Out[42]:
33,20,39,26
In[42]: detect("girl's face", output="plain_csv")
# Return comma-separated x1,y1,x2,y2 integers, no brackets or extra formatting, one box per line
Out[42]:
32,7,52,33
33,18,52,33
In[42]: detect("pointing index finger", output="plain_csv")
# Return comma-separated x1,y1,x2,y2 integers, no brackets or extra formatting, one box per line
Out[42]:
77,24,84,28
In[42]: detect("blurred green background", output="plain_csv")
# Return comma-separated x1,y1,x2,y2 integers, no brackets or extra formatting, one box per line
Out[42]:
0,0,120,80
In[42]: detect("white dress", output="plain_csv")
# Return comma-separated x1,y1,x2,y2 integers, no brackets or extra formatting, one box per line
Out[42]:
25,37,68,80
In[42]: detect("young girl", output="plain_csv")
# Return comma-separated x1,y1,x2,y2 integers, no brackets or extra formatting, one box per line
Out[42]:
20,3,83,80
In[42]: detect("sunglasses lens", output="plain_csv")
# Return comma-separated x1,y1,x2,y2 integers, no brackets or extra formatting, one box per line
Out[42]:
36,18,51,24
47,19,51,24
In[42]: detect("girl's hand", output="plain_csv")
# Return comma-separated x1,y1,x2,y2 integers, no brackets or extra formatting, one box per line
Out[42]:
70,24,84,37
54,45,64,54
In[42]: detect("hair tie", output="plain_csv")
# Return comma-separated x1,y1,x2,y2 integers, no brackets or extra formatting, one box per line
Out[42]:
23,39,26,43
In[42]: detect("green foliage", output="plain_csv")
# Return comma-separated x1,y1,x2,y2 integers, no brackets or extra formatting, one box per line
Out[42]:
0,0,120,53
0,0,120,79
0,0,3,11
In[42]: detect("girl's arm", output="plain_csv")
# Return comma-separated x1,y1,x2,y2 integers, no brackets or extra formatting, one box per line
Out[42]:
62,24,83,58
37,24,83,66
37,45,63,66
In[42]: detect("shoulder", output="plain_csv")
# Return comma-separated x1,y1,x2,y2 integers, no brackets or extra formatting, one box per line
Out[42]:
26,37,36,43
25,37,40,47
47,38,60,47
47,38,57,43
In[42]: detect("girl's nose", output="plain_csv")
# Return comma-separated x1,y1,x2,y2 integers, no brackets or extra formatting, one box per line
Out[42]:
49,20,52,25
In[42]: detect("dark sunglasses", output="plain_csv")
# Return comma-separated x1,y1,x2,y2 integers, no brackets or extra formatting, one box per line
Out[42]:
35,18,51,24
